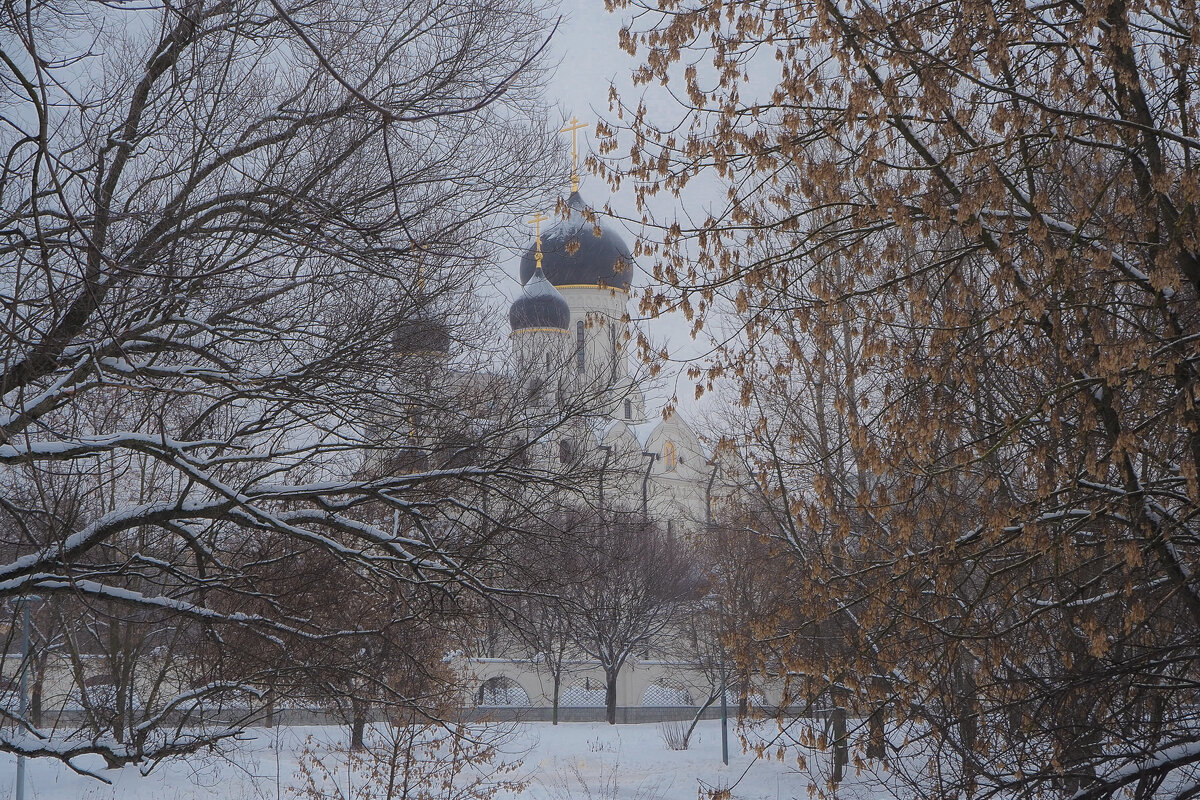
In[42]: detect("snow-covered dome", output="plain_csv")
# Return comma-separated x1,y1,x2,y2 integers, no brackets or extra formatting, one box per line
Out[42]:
518,192,633,290
509,266,571,332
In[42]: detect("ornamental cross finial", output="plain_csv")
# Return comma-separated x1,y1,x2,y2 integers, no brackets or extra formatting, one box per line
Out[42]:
560,116,587,192
527,212,549,266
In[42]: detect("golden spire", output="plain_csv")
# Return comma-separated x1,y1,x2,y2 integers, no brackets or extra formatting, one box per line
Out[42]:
527,212,549,267
560,116,587,193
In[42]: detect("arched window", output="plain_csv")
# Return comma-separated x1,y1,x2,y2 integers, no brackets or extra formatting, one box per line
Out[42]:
642,682,693,707
576,320,585,372
663,440,678,471
476,677,530,707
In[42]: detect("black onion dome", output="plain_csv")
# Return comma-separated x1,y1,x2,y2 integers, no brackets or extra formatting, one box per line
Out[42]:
518,192,633,290
393,310,452,355
509,266,571,332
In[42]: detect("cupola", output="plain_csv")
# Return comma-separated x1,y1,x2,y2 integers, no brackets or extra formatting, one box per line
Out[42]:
393,309,452,355
509,266,571,332
518,192,634,291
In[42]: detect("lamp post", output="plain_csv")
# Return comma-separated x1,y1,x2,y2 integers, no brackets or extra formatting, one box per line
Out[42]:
597,444,612,513
720,646,729,766
15,596,32,800
703,459,729,765
640,450,657,519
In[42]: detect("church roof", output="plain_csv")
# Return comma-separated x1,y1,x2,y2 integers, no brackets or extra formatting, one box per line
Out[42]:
518,192,634,290
393,310,452,355
509,266,571,331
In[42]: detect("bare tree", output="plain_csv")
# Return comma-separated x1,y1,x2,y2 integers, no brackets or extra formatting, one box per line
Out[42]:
565,514,701,725
495,525,581,725
0,0,568,773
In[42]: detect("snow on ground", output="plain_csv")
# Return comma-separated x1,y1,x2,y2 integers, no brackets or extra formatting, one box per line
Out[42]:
0,719,894,800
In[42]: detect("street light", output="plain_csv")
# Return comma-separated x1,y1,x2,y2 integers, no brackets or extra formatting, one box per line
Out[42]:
719,599,729,766
597,444,612,512
640,450,657,518
15,595,37,800
702,458,729,765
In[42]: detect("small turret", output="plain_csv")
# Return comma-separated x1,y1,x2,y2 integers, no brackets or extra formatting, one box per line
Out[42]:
511,212,573,406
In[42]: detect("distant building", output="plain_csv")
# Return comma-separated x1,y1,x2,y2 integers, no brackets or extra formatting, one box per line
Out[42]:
507,189,725,531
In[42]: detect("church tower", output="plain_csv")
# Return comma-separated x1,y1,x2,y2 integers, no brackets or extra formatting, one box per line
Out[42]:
512,119,646,422
509,213,573,407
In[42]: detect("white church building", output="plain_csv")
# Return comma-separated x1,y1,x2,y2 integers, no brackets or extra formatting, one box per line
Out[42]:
506,188,719,530
452,184,753,720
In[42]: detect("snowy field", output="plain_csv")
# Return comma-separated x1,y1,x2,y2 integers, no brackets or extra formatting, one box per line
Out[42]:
0,719,889,800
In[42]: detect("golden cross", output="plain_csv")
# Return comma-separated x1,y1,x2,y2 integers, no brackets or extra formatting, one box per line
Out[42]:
527,212,549,266
560,116,588,192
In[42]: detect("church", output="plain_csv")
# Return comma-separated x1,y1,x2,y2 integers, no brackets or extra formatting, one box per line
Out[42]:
507,183,719,534
451,148,746,718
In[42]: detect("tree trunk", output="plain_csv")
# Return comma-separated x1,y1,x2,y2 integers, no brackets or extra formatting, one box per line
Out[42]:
831,687,849,784
956,665,978,796
30,657,44,727
551,671,561,726
1054,644,1100,794
737,666,750,718
113,681,127,745
866,675,887,761
351,699,368,751
684,688,722,745
605,671,618,725
111,629,126,745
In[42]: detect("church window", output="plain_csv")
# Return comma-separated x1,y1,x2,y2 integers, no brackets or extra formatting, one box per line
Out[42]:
663,440,677,471
624,398,632,419
610,326,618,382
545,352,550,372
576,320,585,372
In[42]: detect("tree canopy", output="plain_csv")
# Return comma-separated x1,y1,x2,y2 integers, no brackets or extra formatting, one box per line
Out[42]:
605,0,1200,796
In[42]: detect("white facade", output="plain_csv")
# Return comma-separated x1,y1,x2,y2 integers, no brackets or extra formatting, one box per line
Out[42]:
556,285,647,423
507,194,720,530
